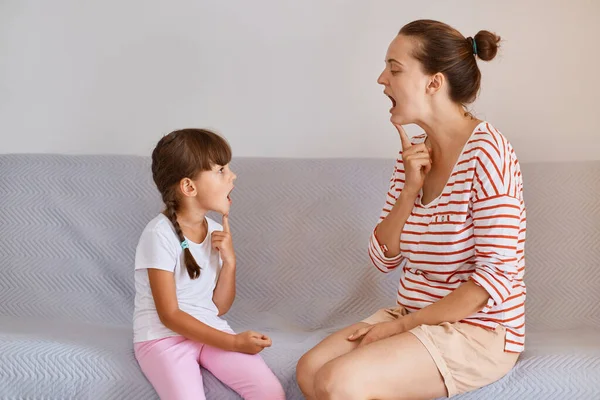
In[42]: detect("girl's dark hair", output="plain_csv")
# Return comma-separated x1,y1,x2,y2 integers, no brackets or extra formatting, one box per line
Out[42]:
399,19,501,105
151,129,232,279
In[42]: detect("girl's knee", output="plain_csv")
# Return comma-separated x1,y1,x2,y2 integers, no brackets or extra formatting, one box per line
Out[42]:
245,373,285,400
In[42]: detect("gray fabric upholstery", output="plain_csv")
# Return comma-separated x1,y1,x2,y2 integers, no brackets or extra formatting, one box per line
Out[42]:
0,154,598,399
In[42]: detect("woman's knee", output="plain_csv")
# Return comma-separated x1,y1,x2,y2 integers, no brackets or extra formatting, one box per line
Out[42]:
296,352,319,391
313,361,360,400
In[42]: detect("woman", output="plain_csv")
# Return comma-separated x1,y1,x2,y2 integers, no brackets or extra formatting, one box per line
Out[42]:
296,19,526,400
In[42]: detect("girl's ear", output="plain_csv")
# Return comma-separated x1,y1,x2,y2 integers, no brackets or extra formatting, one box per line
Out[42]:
179,177,197,197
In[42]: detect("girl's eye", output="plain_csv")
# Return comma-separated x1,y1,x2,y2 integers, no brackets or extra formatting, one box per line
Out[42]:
219,167,225,173
391,70,400,75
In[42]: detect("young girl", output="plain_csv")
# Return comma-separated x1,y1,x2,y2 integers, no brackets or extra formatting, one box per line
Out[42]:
133,129,285,400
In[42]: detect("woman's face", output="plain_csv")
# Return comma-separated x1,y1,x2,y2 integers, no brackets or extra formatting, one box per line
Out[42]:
377,35,432,126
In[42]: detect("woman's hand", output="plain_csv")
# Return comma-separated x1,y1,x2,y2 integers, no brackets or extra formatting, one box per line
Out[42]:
347,320,407,348
396,124,432,195
212,215,236,265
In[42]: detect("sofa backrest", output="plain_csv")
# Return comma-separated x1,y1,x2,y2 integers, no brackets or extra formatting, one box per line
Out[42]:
1,155,598,331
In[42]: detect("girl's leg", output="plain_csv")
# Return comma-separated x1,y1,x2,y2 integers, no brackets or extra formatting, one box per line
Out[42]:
199,345,285,400
134,336,206,400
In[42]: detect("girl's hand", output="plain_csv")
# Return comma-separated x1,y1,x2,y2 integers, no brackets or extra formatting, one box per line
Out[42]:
212,215,236,265
396,124,432,195
347,320,405,348
233,331,272,354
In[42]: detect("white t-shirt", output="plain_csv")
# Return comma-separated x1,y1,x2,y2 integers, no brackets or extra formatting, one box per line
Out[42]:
133,213,232,343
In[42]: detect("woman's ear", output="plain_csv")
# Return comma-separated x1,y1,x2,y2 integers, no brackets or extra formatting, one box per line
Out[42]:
426,72,444,95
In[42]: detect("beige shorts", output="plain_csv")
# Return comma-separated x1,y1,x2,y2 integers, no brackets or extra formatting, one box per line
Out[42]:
362,306,520,397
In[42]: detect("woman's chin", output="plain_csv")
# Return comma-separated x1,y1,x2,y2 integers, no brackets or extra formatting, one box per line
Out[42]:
390,113,407,126
390,110,417,127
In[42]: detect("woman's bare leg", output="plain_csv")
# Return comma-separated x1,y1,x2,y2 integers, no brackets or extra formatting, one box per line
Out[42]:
313,332,447,400
296,322,370,399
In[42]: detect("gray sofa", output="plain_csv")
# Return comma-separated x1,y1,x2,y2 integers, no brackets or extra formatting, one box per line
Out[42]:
1,154,598,399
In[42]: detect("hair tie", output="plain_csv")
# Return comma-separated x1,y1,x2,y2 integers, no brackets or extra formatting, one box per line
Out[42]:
469,37,478,56
181,239,190,250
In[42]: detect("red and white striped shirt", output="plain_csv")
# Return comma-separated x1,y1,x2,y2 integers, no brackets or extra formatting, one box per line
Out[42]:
368,121,526,352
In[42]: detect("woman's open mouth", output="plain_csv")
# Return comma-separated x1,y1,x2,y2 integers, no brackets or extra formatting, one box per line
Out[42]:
387,94,397,110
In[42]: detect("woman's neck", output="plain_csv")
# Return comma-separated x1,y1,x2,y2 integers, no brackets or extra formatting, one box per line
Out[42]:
417,106,481,163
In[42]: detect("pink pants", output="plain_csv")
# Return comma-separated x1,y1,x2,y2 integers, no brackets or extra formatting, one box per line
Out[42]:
134,335,285,400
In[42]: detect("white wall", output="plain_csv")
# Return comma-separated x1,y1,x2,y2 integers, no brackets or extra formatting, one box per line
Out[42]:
1,0,598,162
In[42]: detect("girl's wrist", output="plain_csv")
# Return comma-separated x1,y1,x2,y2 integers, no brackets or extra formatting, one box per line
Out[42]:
222,257,236,268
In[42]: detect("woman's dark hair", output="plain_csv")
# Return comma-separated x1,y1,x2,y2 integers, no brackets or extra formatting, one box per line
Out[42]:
399,19,501,104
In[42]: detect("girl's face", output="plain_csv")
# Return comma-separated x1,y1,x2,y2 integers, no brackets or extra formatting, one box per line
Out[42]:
377,34,433,127
187,164,237,216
